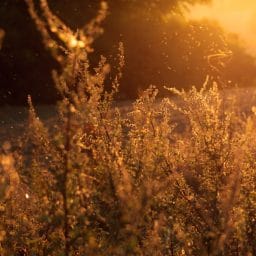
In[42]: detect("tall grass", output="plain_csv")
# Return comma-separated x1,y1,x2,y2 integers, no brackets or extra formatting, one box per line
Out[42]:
1,1,256,255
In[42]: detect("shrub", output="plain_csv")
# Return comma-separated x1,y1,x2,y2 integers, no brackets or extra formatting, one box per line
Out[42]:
1,1,256,255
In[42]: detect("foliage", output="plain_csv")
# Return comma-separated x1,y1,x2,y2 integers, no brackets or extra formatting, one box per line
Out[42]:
1,1,256,255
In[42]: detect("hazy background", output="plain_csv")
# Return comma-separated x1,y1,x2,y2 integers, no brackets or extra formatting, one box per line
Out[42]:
1,0,256,105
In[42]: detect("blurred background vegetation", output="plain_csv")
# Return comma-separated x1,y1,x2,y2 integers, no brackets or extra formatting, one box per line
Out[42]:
0,0,256,105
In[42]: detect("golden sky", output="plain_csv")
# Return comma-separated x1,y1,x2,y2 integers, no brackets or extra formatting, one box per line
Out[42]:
186,0,256,56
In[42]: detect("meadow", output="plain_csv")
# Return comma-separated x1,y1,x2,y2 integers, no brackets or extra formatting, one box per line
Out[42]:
1,0,256,255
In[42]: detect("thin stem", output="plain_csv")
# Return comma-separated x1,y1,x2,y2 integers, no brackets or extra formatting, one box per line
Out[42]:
63,103,71,256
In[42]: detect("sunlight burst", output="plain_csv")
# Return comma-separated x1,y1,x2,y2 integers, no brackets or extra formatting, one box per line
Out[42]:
186,0,256,56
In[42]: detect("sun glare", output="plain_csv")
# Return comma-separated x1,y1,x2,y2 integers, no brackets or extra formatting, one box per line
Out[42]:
186,0,256,56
